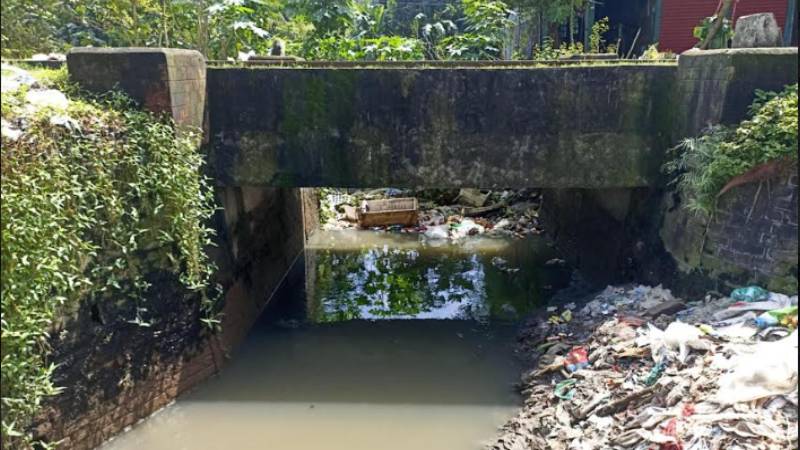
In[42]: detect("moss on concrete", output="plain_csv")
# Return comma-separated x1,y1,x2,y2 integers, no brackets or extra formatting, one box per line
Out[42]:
207,65,677,188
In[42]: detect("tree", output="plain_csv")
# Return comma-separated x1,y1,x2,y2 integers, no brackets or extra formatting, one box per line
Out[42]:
1,0,61,57
697,0,734,50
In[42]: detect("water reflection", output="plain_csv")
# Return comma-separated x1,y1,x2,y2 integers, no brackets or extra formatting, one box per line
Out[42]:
99,230,567,450
306,230,570,322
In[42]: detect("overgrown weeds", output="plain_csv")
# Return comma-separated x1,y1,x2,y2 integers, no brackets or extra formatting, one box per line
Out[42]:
665,84,798,217
1,67,220,448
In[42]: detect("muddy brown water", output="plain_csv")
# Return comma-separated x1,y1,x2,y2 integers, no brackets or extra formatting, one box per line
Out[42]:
101,230,570,450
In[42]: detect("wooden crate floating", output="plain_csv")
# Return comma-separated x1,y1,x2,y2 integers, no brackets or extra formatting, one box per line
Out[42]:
358,197,419,228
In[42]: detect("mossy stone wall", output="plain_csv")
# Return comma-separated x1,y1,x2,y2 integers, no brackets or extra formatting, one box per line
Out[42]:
207,65,677,188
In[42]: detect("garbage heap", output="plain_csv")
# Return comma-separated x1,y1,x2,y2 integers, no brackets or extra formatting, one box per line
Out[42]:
492,285,799,450
319,188,543,239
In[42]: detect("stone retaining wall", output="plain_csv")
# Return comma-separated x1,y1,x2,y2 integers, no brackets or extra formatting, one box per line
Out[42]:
659,47,799,295
662,173,798,294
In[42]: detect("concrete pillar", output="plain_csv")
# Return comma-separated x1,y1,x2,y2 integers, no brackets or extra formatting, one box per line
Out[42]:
66,48,206,132
675,47,798,138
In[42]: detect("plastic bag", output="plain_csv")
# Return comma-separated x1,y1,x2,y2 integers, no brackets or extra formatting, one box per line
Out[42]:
564,346,589,372
730,286,770,303
715,331,798,404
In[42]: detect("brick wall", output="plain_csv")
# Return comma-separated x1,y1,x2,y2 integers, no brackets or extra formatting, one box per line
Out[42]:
662,173,798,294
32,272,225,449
658,47,799,295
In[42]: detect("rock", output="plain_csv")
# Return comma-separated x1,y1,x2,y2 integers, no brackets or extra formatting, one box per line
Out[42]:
732,13,782,48
1,64,38,93
1,119,22,141
25,89,69,111
455,188,489,207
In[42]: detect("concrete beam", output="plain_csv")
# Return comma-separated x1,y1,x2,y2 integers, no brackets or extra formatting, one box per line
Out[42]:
207,65,678,189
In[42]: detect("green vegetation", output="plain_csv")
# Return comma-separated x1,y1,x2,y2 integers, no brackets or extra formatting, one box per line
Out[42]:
692,15,733,50
2,0,610,61
588,16,609,53
665,84,798,216
1,68,219,447
307,35,423,61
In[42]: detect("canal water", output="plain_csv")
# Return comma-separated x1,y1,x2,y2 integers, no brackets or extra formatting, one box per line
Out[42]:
102,230,570,450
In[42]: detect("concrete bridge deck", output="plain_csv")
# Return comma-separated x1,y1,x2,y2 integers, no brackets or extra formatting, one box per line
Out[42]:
207,64,677,188
65,47,798,189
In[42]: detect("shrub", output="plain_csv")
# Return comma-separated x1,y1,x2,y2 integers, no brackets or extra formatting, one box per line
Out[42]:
665,84,798,216
307,35,424,61
1,67,219,447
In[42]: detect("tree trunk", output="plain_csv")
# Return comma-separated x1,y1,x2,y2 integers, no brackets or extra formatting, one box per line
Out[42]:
197,0,210,57
699,0,734,50
525,17,537,58
549,22,561,47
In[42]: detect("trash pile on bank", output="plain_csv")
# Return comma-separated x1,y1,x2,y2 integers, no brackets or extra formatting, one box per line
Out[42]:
491,285,799,450
320,187,543,239
2,64,75,142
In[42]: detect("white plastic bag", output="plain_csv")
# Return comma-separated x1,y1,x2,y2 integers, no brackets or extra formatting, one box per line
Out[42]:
715,331,798,404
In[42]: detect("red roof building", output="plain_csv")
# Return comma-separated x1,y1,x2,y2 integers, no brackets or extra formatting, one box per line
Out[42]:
657,0,794,53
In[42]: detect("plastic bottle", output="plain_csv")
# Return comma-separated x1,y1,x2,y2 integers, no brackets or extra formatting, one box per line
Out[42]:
756,311,779,329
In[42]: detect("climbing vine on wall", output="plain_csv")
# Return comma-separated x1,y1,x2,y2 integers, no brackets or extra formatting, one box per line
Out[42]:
665,84,799,216
0,67,219,448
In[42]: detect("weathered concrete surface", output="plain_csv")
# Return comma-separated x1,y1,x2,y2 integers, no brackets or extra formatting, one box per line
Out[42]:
207,65,677,188
659,48,799,295
675,47,798,137
661,172,798,295
540,187,663,285
67,48,206,130
210,187,306,351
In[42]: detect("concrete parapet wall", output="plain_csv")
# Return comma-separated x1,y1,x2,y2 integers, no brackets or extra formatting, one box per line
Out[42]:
675,47,799,137
67,48,206,131
207,65,677,189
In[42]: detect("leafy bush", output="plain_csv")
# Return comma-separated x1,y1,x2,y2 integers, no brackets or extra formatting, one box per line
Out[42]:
640,43,675,60
530,38,582,60
692,16,733,49
438,0,511,60
665,84,798,216
1,68,219,447
588,16,609,53
307,35,423,61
